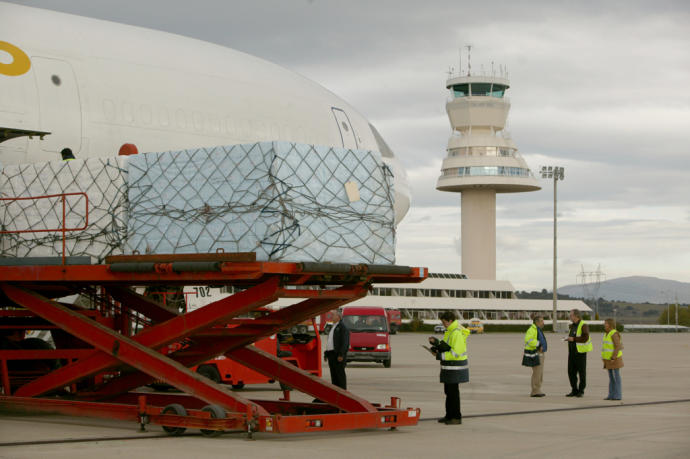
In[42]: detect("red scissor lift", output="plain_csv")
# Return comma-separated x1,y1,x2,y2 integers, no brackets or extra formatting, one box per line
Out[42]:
0,252,427,437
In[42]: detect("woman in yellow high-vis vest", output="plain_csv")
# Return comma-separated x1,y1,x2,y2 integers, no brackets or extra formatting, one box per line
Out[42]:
602,318,624,400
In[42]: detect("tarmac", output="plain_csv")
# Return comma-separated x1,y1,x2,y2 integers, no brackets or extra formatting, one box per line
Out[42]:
1,332,688,458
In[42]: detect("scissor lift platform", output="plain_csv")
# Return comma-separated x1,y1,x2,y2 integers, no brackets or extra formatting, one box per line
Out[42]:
0,253,427,436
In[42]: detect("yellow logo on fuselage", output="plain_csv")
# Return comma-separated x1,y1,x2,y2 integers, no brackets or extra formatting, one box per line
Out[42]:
0,41,31,76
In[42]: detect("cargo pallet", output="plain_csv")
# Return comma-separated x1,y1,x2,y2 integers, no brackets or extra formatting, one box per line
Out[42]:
0,253,426,437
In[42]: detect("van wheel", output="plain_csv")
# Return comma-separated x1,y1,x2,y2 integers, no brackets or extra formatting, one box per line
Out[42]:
383,358,391,368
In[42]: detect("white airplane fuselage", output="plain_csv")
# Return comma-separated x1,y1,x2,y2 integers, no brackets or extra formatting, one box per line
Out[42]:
0,2,410,223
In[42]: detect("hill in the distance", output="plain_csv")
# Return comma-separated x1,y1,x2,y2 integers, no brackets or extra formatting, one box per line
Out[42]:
558,276,690,304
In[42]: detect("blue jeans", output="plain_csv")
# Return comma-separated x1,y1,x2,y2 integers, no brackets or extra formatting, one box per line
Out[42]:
607,368,622,400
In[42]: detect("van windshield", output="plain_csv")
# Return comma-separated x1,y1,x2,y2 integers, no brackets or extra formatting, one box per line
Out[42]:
343,315,387,332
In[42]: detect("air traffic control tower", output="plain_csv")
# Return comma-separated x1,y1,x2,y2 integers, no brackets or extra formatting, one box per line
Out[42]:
436,70,540,280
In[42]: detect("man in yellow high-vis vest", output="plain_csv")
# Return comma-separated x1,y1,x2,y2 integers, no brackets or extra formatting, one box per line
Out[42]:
428,311,469,425
523,315,547,397
566,309,592,397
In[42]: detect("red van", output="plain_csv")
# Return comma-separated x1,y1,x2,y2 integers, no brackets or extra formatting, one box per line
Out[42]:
386,308,402,334
341,306,392,368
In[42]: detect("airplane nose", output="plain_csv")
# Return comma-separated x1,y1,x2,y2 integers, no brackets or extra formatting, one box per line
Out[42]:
368,123,411,226
382,156,411,225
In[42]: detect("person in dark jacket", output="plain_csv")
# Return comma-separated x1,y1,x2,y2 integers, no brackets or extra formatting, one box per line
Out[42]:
566,309,592,397
60,148,75,161
324,309,349,389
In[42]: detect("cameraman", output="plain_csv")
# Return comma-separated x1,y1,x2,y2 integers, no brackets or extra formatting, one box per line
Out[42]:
428,311,470,425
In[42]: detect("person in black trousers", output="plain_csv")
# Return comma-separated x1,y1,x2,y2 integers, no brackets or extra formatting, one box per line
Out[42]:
324,309,350,389
566,309,591,397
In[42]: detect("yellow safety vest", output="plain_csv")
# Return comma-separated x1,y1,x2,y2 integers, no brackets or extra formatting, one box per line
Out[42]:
601,329,622,359
575,320,593,353
442,320,469,362
524,324,539,351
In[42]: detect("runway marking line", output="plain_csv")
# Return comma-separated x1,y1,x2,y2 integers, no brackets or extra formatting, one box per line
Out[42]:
420,398,690,421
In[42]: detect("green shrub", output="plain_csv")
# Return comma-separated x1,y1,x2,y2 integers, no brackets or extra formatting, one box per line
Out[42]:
401,319,435,333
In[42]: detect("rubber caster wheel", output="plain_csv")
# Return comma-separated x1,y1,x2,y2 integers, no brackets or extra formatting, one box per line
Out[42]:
200,404,226,437
161,403,187,436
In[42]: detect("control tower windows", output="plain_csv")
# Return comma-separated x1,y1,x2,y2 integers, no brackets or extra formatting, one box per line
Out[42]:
449,146,516,157
450,83,508,98
470,83,492,96
442,166,532,178
491,85,507,98
451,83,469,98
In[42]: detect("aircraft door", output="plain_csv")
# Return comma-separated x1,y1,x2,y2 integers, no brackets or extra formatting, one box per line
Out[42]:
0,51,38,162
32,57,82,154
331,107,358,149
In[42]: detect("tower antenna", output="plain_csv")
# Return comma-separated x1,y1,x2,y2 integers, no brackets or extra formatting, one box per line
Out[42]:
466,44,472,76
459,47,462,77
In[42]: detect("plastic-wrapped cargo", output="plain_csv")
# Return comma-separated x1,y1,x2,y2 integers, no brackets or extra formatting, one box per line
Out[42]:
0,157,128,262
126,142,395,264
1,142,395,264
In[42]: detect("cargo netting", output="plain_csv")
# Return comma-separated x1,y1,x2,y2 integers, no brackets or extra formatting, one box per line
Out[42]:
0,157,128,261
1,142,395,264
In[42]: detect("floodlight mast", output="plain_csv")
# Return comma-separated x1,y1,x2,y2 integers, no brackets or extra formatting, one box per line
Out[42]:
541,166,565,332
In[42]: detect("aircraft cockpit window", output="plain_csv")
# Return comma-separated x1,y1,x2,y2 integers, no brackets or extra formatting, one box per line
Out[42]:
368,123,394,158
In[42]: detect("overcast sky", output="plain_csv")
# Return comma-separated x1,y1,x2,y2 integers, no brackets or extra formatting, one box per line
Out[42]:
10,0,690,293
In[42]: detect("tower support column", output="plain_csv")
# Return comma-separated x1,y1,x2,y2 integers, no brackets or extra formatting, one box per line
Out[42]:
461,189,496,280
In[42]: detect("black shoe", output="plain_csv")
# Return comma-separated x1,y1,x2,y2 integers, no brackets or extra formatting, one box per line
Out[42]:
531,393,546,397
566,392,578,397
575,392,584,398
437,417,448,423
444,418,462,425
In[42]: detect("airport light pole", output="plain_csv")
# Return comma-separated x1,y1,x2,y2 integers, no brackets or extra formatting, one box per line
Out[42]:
541,166,565,333
613,306,617,327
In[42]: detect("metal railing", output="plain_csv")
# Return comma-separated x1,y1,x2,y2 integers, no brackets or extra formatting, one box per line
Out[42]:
0,192,89,265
